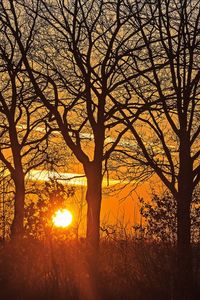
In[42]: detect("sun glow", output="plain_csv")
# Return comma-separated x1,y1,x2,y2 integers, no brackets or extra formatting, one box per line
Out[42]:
52,209,73,228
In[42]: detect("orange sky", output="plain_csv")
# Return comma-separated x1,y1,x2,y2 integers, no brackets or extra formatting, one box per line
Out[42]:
28,169,154,236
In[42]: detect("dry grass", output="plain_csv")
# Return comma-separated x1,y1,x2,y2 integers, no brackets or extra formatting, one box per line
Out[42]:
0,237,199,300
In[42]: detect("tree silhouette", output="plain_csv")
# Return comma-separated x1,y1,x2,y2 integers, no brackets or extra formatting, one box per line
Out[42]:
6,0,155,252
0,3,51,237
117,1,200,299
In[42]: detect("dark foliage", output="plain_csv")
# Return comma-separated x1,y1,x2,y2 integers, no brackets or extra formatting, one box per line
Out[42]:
135,189,200,243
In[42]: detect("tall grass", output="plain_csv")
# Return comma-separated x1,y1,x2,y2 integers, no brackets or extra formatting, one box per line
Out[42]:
0,237,199,300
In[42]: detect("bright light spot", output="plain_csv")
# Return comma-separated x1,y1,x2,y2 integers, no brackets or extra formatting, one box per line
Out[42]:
52,209,73,228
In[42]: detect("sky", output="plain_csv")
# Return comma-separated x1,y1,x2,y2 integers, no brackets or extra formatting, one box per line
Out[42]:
28,169,152,234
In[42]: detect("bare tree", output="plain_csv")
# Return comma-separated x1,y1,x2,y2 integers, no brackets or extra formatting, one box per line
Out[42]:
116,1,200,299
0,3,51,238
5,0,155,252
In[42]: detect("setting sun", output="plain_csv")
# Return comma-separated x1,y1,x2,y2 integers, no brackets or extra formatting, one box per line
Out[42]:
52,209,73,228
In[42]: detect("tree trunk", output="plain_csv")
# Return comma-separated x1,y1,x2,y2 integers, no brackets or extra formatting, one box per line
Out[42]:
175,133,194,300
85,162,102,253
10,172,25,239
80,162,103,300
9,121,26,239
175,192,193,300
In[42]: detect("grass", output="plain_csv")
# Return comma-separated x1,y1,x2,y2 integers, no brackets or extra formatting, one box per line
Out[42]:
0,237,199,300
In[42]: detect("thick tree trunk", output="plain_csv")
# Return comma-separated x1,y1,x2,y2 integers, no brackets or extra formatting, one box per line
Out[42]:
81,162,103,300
10,172,25,239
175,133,194,300
9,121,26,239
175,192,193,300
85,162,102,253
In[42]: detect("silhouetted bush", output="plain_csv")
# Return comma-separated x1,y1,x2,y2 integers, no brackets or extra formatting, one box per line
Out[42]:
135,189,200,243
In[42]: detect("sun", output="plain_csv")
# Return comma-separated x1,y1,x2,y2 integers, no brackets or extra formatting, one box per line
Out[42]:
52,209,73,228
